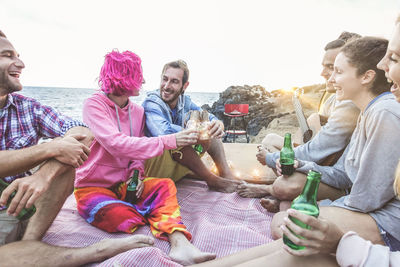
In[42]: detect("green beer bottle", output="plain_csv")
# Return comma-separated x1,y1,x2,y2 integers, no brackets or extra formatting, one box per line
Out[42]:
125,170,139,204
194,144,203,154
283,170,321,250
0,179,36,221
280,133,295,175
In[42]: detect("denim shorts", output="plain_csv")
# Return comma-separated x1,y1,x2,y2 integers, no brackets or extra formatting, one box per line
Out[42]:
0,210,29,245
377,224,400,251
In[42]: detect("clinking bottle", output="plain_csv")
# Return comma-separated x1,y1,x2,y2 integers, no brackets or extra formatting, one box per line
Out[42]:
0,179,36,220
199,110,211,141
283,170,321,250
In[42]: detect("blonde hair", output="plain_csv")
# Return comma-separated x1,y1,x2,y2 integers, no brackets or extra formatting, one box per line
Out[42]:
397,14,400,24
395,162,400,198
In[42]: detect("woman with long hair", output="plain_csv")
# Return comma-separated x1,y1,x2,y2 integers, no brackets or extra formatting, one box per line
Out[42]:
195,21,400,267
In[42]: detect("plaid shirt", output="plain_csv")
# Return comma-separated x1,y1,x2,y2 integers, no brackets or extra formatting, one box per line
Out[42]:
0,93,86,183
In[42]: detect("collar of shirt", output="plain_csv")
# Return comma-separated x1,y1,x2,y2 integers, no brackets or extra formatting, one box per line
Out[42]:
365,91,392,112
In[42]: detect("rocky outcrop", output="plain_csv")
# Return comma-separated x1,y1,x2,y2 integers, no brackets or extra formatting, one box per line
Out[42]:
202,84,325,143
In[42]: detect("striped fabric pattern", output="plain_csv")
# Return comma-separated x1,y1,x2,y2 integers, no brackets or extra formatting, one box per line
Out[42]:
43,178,274,267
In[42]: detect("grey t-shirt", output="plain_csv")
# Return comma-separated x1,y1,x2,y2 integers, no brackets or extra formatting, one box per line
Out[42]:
266,96,360,166
297,93,400,241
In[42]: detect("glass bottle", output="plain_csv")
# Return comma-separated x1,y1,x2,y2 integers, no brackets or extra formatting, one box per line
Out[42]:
280,133,295,175
199,110,210,141
194,144,204,154
186,110,200,132
283,170,321,250
125,170,139,204
0,179,36,221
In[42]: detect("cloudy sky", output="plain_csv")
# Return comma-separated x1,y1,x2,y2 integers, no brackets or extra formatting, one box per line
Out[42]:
1,0,399,92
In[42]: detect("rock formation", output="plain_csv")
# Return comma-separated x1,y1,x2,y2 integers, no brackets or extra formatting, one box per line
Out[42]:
202,84,326,143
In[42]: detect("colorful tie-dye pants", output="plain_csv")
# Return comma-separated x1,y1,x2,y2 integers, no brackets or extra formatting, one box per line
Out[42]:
74,177,191,241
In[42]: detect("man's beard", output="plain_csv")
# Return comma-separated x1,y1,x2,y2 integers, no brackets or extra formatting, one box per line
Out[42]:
0,70,22,94
162,86,184,104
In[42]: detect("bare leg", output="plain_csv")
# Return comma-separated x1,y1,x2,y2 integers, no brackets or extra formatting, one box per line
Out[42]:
272,172,345,202
239,170,343,203
237,183,272,198
233,250,337,267
270,206,384,245
168,231,216,266
0,169,155,266
23,169,75,240
192,238,337,267
0,235,154,267
206,138,235,179
172,146,241,193
193,238,283,267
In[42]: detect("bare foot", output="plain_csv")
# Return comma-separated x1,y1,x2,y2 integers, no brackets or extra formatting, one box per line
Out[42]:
260,197,280,213
207,177,242,193
218,168,236,181
236,183,271,198
169,232,216,266
91,235,155,262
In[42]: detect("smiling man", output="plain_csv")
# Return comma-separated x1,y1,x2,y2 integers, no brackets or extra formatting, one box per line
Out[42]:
0,30,154,266
142,60,241,193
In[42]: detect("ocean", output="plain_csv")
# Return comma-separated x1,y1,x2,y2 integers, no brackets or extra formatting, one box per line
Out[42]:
20,86,220,121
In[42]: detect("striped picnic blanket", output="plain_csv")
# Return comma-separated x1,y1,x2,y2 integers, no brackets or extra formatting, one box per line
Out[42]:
42,178,274,266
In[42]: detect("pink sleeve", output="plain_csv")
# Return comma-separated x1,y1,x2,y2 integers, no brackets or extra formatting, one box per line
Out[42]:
83,98,177,160
336,231,371,267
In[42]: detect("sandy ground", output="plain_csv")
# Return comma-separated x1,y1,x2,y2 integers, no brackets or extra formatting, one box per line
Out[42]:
201,143,276,184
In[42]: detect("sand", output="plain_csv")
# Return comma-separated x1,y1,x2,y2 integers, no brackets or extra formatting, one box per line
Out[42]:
201,143,276,184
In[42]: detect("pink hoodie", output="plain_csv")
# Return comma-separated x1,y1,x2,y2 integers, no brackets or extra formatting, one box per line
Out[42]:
75,92,177,188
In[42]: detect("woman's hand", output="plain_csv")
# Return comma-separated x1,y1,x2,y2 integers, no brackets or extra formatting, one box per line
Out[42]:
175,128,199,147
136,179,144,198
281,209,344,256
256,145,267,165
275,158,299,177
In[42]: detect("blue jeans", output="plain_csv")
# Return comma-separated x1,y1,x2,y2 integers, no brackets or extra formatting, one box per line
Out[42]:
378,224,400,252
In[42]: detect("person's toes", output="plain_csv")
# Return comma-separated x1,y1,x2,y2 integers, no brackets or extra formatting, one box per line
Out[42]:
237,184,245,189
238,191,246,197
132,235,155,246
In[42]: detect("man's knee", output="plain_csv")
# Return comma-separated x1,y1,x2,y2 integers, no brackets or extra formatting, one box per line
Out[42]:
262,133,283,151
272,175,303,200
262,133,277,147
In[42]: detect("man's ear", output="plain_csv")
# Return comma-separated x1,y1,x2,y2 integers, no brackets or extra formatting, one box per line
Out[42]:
361,70,376,86
182,82,189,94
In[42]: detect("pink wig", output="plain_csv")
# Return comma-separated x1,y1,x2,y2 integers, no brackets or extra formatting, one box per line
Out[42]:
98,50,143,96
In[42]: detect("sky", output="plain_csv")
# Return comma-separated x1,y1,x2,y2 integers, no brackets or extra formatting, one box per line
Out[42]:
1,0,399,92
